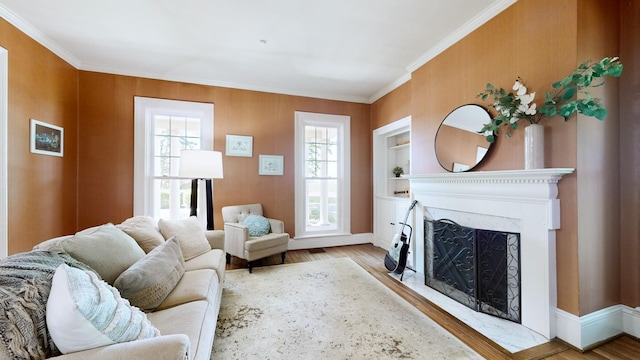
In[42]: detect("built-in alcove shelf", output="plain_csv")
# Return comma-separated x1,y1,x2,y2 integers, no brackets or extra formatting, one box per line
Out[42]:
404,168,574,346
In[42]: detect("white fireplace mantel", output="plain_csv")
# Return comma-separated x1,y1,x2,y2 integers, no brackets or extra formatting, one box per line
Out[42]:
407,168,574,340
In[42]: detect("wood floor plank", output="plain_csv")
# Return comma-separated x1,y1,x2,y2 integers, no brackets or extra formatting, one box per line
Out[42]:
225,244,640,359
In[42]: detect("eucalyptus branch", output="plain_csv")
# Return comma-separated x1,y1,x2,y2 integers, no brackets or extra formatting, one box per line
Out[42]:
477,57,623,143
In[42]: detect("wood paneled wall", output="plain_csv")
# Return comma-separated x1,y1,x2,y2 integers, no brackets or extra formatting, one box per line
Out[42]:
2,0,636,317
620,0,640,310
372,0,627,316
0,19,79,254
77,73,371,238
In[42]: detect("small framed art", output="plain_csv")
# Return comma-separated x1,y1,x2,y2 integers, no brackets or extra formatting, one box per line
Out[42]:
226,135,253,157
30,119,63,157
259,155,284,176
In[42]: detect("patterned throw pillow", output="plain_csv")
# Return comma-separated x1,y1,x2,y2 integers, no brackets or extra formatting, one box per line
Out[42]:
113,236,185,311
243,215,271,237
46,264,160,354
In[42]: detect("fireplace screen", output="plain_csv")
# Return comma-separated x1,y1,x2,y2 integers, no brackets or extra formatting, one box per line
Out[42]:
424,218,521,323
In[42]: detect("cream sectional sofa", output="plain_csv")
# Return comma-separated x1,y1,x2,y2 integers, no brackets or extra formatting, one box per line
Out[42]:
0,216,225,360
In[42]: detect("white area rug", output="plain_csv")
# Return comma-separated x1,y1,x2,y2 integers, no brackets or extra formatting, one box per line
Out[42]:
212,258,482,359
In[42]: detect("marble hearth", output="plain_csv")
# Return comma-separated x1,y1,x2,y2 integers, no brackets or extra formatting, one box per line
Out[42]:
401,169,574,352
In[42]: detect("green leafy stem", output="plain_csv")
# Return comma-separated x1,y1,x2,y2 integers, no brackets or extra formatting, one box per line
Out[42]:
477,57,623,143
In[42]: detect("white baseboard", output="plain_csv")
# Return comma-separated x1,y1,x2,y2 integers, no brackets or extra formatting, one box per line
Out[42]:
623,306,640,339
288,233,373,250
556,305,638,350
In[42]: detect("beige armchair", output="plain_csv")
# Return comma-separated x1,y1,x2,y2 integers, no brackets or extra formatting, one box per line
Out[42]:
222,203,289,273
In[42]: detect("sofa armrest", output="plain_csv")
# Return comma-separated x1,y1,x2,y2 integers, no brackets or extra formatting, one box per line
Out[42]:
204,229,225,250
267,218,285,234
48,334,190,360
224,223,249,257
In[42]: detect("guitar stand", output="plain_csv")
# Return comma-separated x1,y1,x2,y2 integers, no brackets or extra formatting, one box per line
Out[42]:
399,263,417,281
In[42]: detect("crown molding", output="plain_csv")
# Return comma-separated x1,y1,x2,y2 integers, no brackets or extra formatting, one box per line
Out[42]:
0,3,81,68
371,0,517,103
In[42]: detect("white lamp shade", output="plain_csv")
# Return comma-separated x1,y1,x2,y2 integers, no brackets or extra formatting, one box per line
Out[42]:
179,150,224,179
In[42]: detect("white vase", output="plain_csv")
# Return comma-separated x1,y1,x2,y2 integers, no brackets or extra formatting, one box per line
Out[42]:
524,123,544,169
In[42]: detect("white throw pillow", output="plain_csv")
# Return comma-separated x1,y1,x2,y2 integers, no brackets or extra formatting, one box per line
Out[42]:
116,216,165,253
46,264,160,354
158,216,211,260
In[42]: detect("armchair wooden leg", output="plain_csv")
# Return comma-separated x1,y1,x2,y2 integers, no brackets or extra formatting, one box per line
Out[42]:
248,261,254,273
226,253,231,264
281,252,286,264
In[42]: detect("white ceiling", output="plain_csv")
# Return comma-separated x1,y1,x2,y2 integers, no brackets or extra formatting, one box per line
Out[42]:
0,0,515,103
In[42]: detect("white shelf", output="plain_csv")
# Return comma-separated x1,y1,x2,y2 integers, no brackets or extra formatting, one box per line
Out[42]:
389,143,409,150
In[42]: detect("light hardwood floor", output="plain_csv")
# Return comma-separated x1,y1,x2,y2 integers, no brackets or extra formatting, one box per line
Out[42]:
225,243,640,359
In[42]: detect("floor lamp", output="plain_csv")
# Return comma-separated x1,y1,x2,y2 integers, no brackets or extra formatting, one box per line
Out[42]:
179,150,224,230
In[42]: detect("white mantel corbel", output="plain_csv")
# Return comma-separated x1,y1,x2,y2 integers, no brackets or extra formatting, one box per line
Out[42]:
407,168,574,339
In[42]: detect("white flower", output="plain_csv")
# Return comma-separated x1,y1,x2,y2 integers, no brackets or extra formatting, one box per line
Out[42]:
518,92,535,105
525,103,537,115
512,80,521,91
513,80,528,96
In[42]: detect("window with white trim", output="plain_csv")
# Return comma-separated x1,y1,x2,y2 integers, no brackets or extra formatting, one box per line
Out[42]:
134,97,213,224
294,111,350,238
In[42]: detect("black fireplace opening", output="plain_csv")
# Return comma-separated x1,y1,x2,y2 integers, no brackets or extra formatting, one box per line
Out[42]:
424,218,521,323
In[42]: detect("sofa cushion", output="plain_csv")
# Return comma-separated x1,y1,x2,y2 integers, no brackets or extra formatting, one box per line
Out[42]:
158,217,211,260
116,216,165,253
243,214,271,236
113,236,185,311
58,223,146,284
46,264,160,354
156,269,218,310
184,248,226,284
147,300,215,360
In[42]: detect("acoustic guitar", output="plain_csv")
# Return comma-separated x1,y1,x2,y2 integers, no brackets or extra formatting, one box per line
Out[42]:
384,200,418,277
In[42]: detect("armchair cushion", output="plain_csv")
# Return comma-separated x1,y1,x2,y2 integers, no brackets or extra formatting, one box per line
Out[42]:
243,214,271,236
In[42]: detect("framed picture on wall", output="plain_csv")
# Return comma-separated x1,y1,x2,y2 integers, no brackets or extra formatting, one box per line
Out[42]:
226,135,253,157
30,119,63,157
259,155,284,176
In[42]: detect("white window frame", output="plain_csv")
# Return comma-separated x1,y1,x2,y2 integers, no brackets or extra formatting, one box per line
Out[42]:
134,97,213,224
0,46,7,258
294,111,351,238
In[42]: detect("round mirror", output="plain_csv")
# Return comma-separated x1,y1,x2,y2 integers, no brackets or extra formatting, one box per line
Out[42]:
435,104,492,172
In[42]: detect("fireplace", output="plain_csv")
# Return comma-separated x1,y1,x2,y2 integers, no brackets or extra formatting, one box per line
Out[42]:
407,169,573,340
424,218,521,323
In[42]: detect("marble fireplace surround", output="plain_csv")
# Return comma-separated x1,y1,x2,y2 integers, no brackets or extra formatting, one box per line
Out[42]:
406,168,574,341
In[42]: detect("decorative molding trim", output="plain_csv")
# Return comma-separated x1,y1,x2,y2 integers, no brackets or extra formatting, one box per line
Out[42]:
0,47,6,258
368,73,412,104
405,168,575,184
288,233,372,250
556,305,628,350
0,4,81,68
410,168,574,339
371,0,517,103
623,306,640,339
406,0,516,73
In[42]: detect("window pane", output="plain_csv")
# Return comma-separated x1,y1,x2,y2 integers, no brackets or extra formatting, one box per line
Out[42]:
171,117,187,137
153,178,192,220
185,117,201,137
305,178,338,230
154,116,171,135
